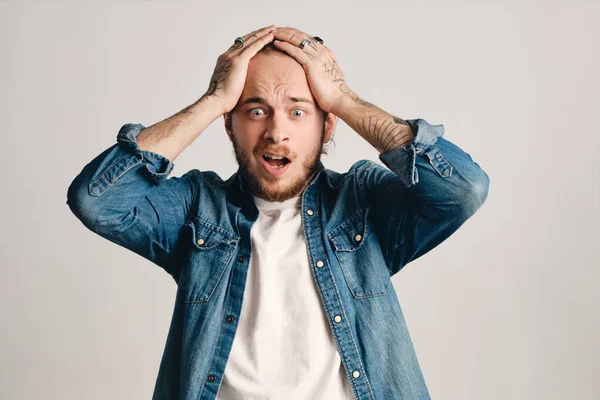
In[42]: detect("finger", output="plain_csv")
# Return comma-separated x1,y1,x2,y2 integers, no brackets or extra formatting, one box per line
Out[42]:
243,25,276,41
229,25,275,50
272,40,311,65
272,28,303,46
238,31,276,61
273,29,319,52
281,27,325,51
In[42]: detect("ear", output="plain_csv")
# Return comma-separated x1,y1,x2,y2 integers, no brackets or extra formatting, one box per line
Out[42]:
323,112,337,144
224,112,233,142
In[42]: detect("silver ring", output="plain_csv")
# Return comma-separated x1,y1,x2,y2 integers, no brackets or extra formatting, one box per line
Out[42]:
298,39,310,49
234,36,245,44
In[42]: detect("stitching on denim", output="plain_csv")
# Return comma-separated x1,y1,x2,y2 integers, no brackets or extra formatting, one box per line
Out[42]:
185,252,232,304
336,249,391,300
325,257,377,399
328,208,390,299
193,217,240,241
301,182,374,398
187,221,239,254
426,148,453,178
328,208,364,237
89,153,143,196
194,252,240,396
306,226,374,399
140,150,170,162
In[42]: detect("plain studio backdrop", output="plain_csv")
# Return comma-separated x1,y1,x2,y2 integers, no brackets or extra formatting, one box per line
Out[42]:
1,1,598,399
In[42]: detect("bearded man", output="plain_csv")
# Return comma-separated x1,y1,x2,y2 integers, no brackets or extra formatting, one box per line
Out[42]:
67,25,490,400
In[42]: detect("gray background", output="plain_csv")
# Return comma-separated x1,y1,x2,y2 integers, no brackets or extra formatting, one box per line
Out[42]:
1,1,598,399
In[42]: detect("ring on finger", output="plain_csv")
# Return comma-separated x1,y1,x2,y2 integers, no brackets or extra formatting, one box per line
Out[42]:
232,36,245,49
298,39,310,49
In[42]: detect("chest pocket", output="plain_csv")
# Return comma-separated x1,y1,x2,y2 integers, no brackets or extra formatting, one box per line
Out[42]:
183,218,239,304
328,208,391,299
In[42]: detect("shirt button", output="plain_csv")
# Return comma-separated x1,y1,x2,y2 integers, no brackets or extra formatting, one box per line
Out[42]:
352,370,360,378
238,256,245,263
208,374,216,382
354,234,362,242
306,209,314,216
316,261,324,268
196,238,205,245
225,315,234,323
334,315,342,323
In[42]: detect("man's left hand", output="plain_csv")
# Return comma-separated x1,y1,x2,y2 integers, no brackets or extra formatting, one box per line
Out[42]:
272,27,349,114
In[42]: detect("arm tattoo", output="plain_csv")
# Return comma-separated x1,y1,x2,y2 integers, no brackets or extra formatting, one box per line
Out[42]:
356,114,413,153
392,115,409,126
338,82,377,109
200,61,230,101
322,62,375,108
323,61,345,83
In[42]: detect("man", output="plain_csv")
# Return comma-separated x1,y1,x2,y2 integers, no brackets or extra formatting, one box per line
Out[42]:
67,25,490,400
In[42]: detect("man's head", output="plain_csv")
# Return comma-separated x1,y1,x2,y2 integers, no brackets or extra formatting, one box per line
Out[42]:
224,42,337,202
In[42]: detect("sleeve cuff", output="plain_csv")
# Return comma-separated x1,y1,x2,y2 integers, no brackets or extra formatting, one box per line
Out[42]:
378,118,445,188
116,123,175,186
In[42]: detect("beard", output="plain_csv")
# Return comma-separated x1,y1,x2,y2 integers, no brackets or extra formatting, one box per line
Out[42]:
230,128,325,202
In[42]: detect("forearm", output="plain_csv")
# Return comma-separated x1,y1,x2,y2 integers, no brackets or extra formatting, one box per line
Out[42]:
331,92,415,154
137,95,223,161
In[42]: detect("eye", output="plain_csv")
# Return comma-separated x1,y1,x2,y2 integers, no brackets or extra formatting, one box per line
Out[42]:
291,109,306,118
249,108,266,116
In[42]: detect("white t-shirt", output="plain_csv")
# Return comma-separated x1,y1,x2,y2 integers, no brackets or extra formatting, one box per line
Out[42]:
216,195,355,400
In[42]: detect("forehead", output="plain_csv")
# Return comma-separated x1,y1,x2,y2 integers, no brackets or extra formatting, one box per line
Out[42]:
241,53,313,101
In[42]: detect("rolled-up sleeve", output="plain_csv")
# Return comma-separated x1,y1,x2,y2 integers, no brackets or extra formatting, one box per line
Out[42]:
87,123,174,194
378,118,446,188
67,123,176,223
364,118,490,274
66,124,196,281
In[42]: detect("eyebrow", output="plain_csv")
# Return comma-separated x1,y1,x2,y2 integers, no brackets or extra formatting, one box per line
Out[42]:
240,96,315,107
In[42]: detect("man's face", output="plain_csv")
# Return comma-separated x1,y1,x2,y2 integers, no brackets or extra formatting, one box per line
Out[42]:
226,52,333,202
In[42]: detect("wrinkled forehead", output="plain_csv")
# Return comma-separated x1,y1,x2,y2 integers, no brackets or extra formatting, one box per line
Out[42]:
241,53,314,102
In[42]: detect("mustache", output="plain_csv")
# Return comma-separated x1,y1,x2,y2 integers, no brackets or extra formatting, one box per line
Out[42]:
254,146,295,160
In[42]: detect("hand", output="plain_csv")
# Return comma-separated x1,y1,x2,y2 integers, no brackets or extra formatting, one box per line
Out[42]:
272,27,349,113
202,25,277,114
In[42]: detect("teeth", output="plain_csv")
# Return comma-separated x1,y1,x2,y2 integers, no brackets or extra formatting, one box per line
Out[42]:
265,155,284,160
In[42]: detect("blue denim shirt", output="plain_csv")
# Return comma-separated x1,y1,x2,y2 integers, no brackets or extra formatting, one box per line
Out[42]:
66,118,490,400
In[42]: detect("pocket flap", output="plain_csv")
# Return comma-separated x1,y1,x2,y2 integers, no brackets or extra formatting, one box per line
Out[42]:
186,218,239,251
328,208,369,252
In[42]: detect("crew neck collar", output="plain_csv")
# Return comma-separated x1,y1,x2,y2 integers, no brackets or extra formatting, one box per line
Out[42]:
253,195,302,210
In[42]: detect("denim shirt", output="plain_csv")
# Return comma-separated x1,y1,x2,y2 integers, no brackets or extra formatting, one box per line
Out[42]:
66,118,490,400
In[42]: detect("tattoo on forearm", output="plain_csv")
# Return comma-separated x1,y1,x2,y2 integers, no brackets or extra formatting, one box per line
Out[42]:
357,115,413,152
337,83,376,108
175,103,194,118
392,115,409,126
323,61,345,83
200,61,230,100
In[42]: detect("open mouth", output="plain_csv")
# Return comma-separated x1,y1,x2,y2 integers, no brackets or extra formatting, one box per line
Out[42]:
262,154,291,168
260,154,292,176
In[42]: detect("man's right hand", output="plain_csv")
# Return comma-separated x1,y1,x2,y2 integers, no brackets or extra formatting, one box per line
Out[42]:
202,25,276,115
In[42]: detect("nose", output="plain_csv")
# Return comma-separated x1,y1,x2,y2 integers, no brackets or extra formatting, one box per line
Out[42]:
264,112,289,144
